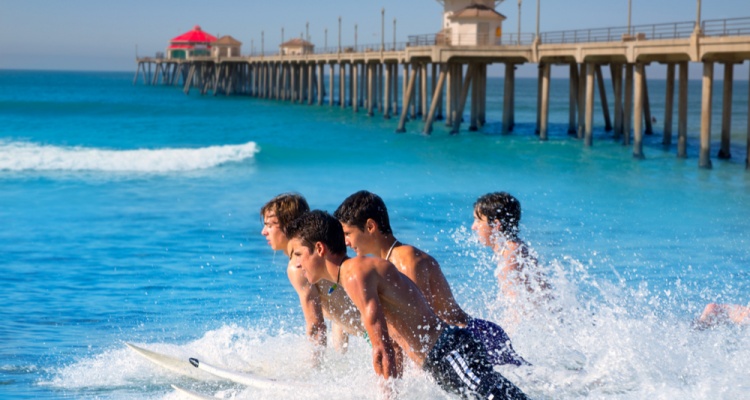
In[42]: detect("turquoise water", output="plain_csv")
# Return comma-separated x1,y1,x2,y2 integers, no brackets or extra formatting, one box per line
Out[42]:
1,69,748,399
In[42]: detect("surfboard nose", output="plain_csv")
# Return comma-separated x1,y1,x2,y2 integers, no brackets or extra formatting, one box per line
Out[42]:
189,358,200,368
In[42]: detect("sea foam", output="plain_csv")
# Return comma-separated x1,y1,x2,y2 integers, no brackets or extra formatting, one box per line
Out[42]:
0,141,259,172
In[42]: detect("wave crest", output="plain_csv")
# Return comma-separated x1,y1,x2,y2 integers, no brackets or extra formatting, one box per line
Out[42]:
0,141,259,172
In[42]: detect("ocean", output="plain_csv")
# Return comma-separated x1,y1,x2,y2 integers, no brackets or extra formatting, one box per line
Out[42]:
1,69,748,399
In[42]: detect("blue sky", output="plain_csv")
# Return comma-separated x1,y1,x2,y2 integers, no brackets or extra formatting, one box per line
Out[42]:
1,0,748,78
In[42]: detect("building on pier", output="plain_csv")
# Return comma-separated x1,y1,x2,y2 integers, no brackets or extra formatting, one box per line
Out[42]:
279,38,315,56
167,25,218,59
212,36,242,57
438,0,505,46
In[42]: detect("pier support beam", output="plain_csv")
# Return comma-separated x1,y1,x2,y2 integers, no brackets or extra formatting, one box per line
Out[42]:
633,63,645,158
352,64,359,113
502,63,513,134
699,61,714,169
577,63,586,139
663,63,675,147
612,64,624,138
678,62,689,158
424,64,447,135
318,64,324,105
329,64,335,106
340,64,346,109
539,62,551,141
585,63,595,146
368,64,375,116
396,66,417,133
384,63,391,119
624,64,634,146
719,62,734,159
643,67,654,135
569,63,579,134
452,64,476,134
421,63,428,120
470,63,479,131
596,65,612,132
308,63,314,105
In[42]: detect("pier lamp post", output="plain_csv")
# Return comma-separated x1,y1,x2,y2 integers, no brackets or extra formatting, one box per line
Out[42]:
393,18,397,50
535,0,540,41
381,8,385,52
261,31,264,56
325,28,328,51
251,39,254,56
355,24,358,50
306,22,309,42
281,28,284,55
517,0,522,44
338,16,342,54
628,0,632,36
696,0,702,31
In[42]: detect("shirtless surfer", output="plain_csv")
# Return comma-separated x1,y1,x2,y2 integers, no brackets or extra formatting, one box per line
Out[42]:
260,193,363,362
286,210,528,399
472,192,551,304
334,190,528,366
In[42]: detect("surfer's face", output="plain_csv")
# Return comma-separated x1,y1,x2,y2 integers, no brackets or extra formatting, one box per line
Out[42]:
288,237,322,283
262,212,287,252
340,222,370,256
472,212,495,247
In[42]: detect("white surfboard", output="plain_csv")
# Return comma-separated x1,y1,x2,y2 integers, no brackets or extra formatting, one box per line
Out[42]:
170,384,217,399
188,357,296,390
125,342,215,381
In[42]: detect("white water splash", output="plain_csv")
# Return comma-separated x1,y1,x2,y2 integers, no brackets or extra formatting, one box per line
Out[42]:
0,141,259,172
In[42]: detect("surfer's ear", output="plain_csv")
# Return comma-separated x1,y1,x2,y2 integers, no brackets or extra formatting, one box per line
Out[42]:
314,241,325,256
365,218,377,234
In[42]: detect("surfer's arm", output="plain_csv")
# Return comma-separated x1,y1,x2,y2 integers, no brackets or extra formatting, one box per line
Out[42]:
345,269,399,380
287,264,327,349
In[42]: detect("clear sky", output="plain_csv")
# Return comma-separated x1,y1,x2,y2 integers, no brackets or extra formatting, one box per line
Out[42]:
1,0,748,78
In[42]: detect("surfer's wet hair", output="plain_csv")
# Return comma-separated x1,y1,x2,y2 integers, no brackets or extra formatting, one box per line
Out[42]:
474,192,521,240
333,190,393,235
287,210,347,255
260,193,310,236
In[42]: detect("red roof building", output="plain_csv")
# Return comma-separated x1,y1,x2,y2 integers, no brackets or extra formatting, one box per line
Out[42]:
167,25,218,59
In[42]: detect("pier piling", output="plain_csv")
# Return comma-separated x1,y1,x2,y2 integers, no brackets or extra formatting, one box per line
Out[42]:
585,63,595,147
719,62,734,159
663,63,676,147
699,61,714,169
678,61,689,158
633,63,645,159
539,63,551,141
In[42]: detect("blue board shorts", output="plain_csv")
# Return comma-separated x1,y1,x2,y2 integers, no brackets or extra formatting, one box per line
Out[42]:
422,326,528,399
466,318,529,366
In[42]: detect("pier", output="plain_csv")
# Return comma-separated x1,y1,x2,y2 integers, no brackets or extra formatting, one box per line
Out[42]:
135,14,750,170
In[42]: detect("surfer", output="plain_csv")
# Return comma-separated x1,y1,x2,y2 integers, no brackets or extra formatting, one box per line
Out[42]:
260,193,364,361
334,190,528,366
472,192,551,305
286,210,529,400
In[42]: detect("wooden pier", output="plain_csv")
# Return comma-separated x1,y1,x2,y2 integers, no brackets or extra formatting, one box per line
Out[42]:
135,17,750,170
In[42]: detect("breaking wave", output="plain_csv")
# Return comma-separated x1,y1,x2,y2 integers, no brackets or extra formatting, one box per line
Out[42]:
0,140,259,172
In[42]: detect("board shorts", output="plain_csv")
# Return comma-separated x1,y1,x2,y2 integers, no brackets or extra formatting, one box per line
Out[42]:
466,318,529,366
422,325,529,399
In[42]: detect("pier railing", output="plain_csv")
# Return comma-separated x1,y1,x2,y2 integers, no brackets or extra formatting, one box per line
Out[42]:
540,21,696,44
407,32,535,47
702,16,750,37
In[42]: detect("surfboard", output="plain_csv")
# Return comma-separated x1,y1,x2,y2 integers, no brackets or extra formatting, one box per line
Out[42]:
125,342,215,381
188,357,295,390
170,384,217,399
